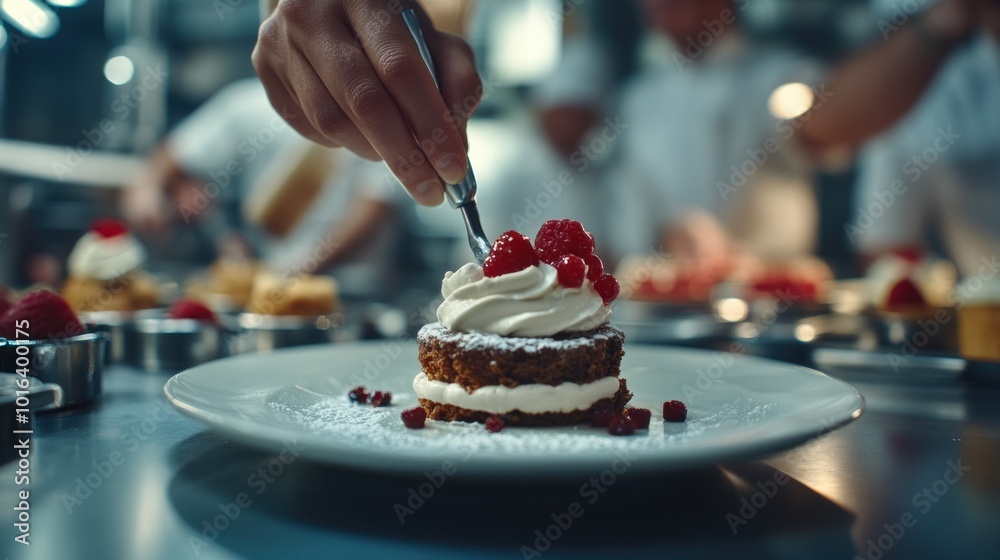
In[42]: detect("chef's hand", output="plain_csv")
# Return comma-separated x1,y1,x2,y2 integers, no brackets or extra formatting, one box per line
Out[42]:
663,211,734,280
252,0,481,206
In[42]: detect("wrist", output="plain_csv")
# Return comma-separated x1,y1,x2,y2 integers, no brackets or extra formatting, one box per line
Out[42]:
913,10,970,57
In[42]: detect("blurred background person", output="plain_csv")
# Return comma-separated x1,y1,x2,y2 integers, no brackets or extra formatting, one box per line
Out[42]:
852,0,1000,279
123,78,408,298
613,0,982,278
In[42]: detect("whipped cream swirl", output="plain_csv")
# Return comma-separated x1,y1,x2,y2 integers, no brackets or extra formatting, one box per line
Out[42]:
436,263,610,337
68,232,146,281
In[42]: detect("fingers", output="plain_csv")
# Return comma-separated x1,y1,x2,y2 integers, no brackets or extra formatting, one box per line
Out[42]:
345,3,471,186
426,32,483,150
251,0,483,207
284,49,383,160
255,62,336,148
303,17,445,205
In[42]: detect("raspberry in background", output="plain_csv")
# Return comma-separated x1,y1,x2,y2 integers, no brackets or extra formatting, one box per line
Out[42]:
91,218,130,239
483,230,540,278
534,219,595,265
0,289,85,340
884,278,926,311
166,298,218,324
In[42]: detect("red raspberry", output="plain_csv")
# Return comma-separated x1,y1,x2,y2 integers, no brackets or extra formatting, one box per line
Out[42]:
884,278,926,311
0,289,85,341
166,298,217,324
370,390,392,407
590,410,616,428
348,386,369,404
594,274,620,305
485,415,505,432
663,400,687,422
555,255,586,288
626,407,651,429
91,218,129,239
483,230,540,278
608,415,636,436
401,406,427,429
534,219,595,265
584,254,604,283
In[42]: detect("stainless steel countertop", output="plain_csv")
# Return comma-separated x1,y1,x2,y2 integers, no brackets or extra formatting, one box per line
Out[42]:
1,351,999,559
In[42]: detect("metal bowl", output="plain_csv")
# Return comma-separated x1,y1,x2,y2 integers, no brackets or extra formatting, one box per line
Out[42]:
225,313,341,354
79,311,134,364
871,308,958,353
130,316,226,371
0,332,107,409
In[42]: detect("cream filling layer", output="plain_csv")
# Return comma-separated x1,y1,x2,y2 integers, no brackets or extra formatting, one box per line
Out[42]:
412,372,620,414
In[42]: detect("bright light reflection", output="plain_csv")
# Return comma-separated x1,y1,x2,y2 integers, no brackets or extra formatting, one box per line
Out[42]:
47,0,87,7
716,298,749,323
768,82,814,120
0,0,59,38
795,323,817,342
103,55,135,85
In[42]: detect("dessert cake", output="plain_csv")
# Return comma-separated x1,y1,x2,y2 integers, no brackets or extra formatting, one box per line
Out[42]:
61,219,159,313
415,219,630,427
187,258,259,309
245,272,339,316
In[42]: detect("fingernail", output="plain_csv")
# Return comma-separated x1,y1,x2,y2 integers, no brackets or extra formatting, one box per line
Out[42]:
412,180,441,200
435,154,467,184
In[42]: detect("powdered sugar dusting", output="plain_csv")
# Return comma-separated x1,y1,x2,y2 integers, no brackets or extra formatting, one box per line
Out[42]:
267,390,782,459
417,322,621,353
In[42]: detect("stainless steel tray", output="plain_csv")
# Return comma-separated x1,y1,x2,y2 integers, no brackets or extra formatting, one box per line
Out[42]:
224,313,342,354
130,315,227,371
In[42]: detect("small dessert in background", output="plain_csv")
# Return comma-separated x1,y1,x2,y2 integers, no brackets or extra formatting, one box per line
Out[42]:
956,279,1000,363
741,257,833,304
245,272,339,316
415,219,630,427
187,258,259,309
0,289,85,341
617,255,723,303
61,219,159,313
166,298,218,324
865,248,956,309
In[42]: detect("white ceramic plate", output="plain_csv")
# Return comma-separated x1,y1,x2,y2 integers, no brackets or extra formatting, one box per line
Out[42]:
164,342,863,477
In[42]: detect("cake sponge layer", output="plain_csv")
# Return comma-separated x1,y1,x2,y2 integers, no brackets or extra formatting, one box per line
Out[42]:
417,322,625,390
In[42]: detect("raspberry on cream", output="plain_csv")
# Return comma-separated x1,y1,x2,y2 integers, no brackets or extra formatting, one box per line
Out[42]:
67,225,146,281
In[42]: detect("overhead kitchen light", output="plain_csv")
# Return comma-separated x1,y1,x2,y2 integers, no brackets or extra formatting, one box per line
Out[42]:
767,82,815,120
103,54,135,85
0,0,60,38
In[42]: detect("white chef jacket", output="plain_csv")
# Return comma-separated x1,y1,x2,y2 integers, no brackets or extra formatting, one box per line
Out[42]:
853,33,1000,278
612,32,823,259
